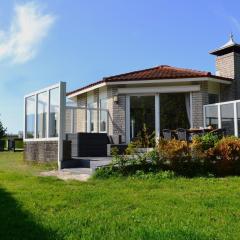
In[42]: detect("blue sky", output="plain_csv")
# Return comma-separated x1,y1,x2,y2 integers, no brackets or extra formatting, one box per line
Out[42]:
0,0,240,133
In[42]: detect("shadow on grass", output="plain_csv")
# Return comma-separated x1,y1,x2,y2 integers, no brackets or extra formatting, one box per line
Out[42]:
0,187,57,240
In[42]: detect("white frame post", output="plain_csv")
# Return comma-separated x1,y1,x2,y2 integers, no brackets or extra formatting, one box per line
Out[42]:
126,95,130,143
234,102,238,137
71,108,74,134
155,93,160,141
58,82,66,170
47,89,50,138
190,92,193,128
34,94,38,139
217,103,221,129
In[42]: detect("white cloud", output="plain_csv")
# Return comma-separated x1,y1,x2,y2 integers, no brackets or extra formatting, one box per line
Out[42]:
0,2,55,64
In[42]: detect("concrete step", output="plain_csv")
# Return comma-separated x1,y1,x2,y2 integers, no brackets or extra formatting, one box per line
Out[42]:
61,168,93,175
62,157,112,169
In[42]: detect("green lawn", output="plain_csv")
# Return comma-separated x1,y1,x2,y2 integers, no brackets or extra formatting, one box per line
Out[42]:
0,153,240,240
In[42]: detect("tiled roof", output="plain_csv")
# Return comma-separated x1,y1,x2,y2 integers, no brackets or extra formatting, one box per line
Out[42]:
67,65,233,96
104,65,212,81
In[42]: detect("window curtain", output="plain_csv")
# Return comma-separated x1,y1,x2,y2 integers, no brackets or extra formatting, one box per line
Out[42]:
185,93,191,127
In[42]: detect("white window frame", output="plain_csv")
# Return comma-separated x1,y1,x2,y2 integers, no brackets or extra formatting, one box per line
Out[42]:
24,82,66,170
24,82,65,142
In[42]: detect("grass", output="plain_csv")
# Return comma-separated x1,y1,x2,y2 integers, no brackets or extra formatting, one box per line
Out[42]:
0,153,240,239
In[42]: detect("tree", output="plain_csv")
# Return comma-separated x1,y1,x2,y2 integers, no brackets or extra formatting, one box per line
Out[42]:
0,120,7,139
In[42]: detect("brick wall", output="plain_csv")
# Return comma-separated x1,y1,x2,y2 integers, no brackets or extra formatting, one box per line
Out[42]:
24,140,71,163
216,52,240,101
192,82,209,128
107,86,126,142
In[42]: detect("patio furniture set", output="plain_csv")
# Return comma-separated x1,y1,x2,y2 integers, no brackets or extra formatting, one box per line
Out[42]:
162,128,226,141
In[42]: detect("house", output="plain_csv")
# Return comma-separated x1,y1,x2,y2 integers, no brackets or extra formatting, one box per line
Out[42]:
66,35,239,144
23,35,240,168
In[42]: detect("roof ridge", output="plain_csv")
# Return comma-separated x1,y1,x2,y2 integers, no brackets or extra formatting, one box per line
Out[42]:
163,65,210,75
105,65,211,80
104,66,160,80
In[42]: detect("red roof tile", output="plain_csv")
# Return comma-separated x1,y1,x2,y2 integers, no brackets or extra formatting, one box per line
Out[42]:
67,65,233,96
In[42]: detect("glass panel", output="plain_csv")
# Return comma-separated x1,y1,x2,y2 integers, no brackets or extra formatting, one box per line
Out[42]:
205,105,218,129
100,98,107,132
160,93,190,130
87,102,97,132
221,103,234,135
130,96,155,139
26,96,35,138
237,102,240,137
49,88,59,137
37,91,48,138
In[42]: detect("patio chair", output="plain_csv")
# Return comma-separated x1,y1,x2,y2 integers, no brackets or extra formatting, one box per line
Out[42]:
176,128,187,141
162,129,172,140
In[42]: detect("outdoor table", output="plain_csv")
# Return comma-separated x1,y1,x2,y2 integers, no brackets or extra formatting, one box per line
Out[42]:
167,128,221,141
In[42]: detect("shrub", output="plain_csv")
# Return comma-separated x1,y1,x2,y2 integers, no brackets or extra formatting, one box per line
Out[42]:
157,138,189,163
193,133,219,150
207,137,240,176
134,124,155,148
191,133,219,160
94,167,119,179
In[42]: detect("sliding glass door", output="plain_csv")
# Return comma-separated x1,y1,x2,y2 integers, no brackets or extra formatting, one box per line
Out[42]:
128,93,191,142
160,93,190,130
130,96,155,139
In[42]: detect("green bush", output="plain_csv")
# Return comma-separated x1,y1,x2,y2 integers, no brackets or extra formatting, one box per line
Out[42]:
93,167,119,179
193,133,219,151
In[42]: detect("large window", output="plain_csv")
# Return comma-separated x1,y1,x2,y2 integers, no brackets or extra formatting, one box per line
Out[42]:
205,105,218,129
130,96,155,139
160,93,190,130
87,93,97,132
99,98,107,132
49,88,59,137
26,96,35,139
37,91,48,138
221,103,234,135
87,103,95,132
